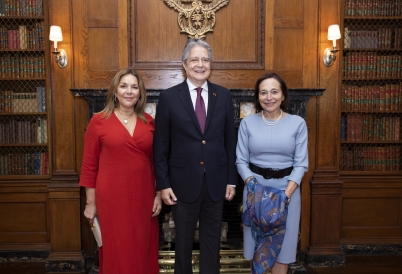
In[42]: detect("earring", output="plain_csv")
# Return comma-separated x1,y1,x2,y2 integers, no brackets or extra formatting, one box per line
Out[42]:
114,95,117,102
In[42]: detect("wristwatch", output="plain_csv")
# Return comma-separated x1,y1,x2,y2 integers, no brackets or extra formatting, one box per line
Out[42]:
285,196,291,204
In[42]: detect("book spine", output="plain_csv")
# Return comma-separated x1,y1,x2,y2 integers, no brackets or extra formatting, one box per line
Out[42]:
33,152,40,175
41,117,47,143
41,87,46,111
341,116,346,141
4,90,13,113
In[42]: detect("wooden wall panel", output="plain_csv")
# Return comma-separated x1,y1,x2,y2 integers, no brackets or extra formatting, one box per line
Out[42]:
201,1,258,62
309,183,342,248
73,0,127,88
274,29,303,71
0,184,49,244
272,0,305,74
49,193,81,251
88,29,120,71
132,0,264,69
343,198,399,227
134,1,187,63
87,0,118,18
341,180,402,244
274,0,304,18
302,0,319,88
0,203,47,232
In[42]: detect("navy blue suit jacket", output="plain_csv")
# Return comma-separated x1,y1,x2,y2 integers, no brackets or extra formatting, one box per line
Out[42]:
153,80,237,203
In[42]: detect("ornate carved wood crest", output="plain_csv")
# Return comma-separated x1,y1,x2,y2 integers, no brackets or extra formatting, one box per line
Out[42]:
164,0,230,39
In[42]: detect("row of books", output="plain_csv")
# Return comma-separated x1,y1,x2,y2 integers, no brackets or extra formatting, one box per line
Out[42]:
340,146,401,171
0,54,45,78
0,22,45,50
0,0,43,17
344,28,402,49
341,114,400,141
341,83,402,111
0,152,48,175
0,117,47,144
342,52,402,79
0,87,46,113
344,0,402,17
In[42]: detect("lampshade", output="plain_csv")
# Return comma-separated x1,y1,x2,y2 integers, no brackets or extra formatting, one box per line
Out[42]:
328,24,341,40
49,26,63,41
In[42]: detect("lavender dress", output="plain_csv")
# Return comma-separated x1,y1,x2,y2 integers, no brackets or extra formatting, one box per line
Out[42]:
236,112,308,264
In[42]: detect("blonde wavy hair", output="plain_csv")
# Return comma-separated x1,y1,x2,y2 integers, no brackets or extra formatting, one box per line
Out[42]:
98,68,148,123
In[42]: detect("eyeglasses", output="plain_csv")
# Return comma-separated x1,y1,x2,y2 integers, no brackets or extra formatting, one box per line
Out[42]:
188,57,210,64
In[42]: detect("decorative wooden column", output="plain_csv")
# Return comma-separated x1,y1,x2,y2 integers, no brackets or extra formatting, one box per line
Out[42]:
46,0,84,272
306,0,345,266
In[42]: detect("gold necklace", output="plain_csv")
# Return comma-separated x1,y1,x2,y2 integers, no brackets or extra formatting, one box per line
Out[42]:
117,109,135,124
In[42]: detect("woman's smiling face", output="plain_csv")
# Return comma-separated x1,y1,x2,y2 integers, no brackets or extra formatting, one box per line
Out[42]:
115,74,140,110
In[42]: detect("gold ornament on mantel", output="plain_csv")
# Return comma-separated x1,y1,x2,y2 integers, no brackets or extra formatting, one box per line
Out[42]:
164,0,230,39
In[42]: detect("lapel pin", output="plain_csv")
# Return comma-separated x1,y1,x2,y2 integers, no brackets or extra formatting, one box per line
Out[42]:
213,93,217,96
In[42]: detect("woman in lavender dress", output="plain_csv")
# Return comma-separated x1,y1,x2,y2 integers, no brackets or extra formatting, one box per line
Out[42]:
236,72,308,274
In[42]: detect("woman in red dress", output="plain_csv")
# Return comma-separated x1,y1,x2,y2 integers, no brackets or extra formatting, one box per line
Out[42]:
80,68,161,274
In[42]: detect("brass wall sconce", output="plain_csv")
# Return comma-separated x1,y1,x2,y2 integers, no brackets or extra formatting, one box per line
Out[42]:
323,24,341,67
49,25,68,68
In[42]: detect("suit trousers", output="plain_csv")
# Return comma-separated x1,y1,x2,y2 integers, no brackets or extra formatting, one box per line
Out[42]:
171,176,224,274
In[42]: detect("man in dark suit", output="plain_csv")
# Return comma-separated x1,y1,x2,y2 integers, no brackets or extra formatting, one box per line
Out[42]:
154,39,237,274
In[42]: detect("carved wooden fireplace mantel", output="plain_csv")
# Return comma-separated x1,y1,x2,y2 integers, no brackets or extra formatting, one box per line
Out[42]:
70,88,325,122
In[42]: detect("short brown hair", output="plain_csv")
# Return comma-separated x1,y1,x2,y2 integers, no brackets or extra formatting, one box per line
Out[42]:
254,72,289,113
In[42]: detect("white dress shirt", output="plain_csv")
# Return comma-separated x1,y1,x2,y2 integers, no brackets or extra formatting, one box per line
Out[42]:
187,79,208,114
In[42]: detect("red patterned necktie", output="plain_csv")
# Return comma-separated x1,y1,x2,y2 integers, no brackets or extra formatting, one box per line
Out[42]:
195,87,206,133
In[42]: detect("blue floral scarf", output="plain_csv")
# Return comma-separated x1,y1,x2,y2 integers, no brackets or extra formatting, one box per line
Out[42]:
242,178,289,274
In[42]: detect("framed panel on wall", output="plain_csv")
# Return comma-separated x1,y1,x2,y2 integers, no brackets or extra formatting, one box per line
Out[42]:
129,0,265,69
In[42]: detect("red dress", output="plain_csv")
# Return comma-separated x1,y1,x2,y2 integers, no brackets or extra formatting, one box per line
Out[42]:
79,112,159,274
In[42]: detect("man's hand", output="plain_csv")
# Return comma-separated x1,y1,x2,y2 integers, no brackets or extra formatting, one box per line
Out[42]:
225,185,236,201
161,188,177,205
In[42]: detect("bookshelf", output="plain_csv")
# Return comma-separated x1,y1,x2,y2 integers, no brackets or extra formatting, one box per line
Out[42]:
340,0,402,173
0,0,49,177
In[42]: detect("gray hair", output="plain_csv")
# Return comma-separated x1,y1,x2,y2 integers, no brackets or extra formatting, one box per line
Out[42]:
182,39,214,62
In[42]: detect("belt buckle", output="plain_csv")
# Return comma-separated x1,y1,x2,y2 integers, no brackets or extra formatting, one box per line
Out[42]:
263,168,272,179
263,167,281,179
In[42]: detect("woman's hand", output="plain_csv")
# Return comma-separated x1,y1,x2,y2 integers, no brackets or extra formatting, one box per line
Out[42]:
245,176,255,184
152,192,162,217
84,203,97,225
84,187,96,225
285,180,298,198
